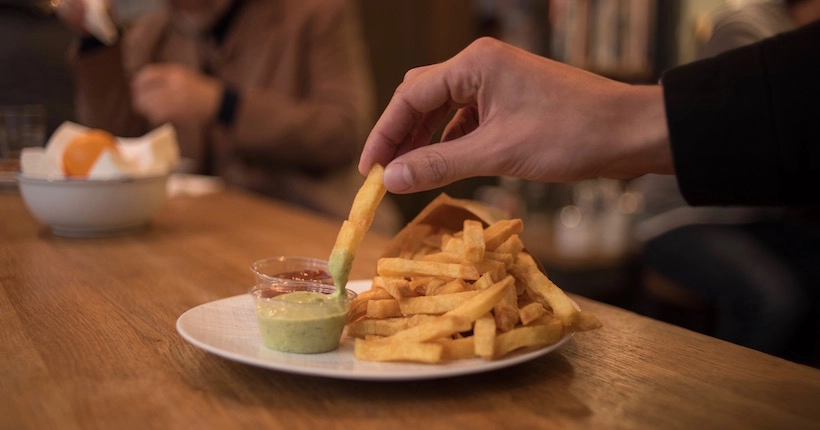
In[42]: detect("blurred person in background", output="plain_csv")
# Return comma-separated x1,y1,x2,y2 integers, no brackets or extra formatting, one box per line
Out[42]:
636,0,820,363
53,0,400,233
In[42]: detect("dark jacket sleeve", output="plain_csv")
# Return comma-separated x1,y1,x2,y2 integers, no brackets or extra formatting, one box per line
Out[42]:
661,21,820,207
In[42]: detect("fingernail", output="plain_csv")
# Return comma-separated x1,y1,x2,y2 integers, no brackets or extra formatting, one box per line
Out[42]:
384,162,412,192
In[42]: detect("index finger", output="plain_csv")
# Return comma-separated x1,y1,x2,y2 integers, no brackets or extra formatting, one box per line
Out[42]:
358,59,479,175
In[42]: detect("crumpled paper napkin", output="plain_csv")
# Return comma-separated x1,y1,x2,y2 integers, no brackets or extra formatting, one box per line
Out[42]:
20,121,180,179
84,0,119,46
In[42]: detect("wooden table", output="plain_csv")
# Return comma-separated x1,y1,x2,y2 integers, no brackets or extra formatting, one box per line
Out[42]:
3,186,820,429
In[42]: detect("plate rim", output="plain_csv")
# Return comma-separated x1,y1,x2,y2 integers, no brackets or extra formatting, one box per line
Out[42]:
176,279,575,381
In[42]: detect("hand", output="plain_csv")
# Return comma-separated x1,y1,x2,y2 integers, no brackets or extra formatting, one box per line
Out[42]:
131,64,223,125
359,37,672,193
52,0,89,35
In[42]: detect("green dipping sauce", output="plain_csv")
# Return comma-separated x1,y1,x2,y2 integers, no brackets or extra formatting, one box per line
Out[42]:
253,289,351,354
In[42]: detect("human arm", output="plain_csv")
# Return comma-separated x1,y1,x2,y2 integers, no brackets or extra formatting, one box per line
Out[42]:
359,37,672,193
663,21,820,206
361,23,820,206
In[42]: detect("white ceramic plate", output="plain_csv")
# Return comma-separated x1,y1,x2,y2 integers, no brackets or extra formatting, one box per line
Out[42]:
176,280,574,381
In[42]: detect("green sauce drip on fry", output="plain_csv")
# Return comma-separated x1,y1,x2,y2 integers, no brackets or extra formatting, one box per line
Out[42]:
328,249,354,297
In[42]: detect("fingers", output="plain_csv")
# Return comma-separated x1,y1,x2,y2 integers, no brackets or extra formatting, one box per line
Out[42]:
382,131,501,193
359,60,479,175
402,64,435,83
396,104,452,158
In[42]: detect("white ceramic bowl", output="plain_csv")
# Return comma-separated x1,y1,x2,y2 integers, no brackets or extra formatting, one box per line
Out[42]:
17,173,169,237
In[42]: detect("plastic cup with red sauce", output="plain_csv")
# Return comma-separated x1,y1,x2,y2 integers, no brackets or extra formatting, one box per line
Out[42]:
249,256,355,353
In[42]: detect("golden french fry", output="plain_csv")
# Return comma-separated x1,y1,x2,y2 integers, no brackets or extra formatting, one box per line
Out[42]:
352,287,392,302
329,164,386,292
511,252,578,327
344,201,601,364
484,219,523,250
354,338,443,363
483,251,515,269
474,314,496,359
472,272,496,290
347,315,438,338
440,235,462,254
377,258,480,280
439,233,454,250
493,234,524,257
574,311,603,332
519,302,549,326
421,253,505,281
445,275,513,322
462,219,485,263
328,220,364,290
387,315,472,343
410,277,446,295
421,251,464,264
398,290,479,315
514,277,527,296
373,276,415,300
411,246,437,260
435,337,477,361
366,299,401,319
493,281,519,332
347,287,393,323
348,163,387,229
472,259,507,283
426,278,470,296
494,319,564,357
347,317,410,338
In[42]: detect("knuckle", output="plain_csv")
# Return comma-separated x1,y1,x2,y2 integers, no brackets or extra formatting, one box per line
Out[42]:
420,149,451,185
469,37,503,54
403,65,425,83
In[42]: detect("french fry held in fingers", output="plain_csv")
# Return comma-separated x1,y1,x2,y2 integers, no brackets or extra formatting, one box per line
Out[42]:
347,200,602,364
328,163,387,295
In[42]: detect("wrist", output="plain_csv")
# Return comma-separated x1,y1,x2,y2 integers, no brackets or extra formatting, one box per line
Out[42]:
608,85,673,178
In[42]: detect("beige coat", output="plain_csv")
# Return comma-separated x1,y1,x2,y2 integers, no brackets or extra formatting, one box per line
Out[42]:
70,0,400,232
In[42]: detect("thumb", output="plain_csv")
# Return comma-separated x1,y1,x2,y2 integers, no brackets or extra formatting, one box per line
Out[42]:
383,135,499,193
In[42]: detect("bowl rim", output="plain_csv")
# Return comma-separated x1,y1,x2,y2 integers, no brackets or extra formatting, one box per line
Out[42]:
16,172,169,185
249,282,358,306
250,255,329,271
250,256,332,285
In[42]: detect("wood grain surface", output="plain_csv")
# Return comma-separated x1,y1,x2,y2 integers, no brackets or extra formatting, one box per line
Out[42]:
2,187,819,430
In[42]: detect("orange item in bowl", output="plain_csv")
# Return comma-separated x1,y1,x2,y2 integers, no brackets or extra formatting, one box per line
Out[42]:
62,129,118,177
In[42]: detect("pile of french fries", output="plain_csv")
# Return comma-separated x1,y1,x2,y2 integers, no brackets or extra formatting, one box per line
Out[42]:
347,218,602,364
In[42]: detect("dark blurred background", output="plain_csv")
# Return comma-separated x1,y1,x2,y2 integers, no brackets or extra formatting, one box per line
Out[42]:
0,0,746,343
